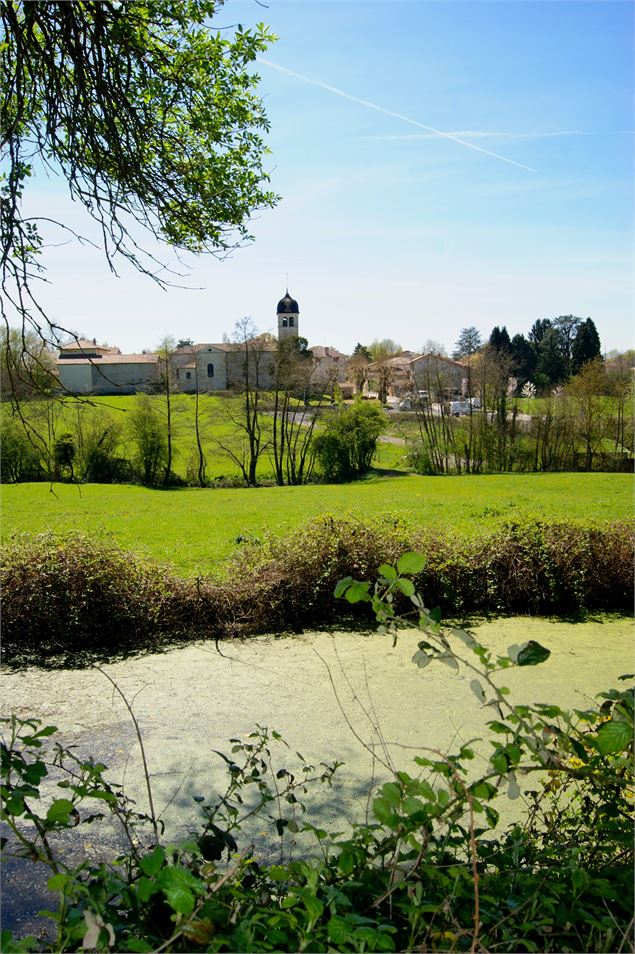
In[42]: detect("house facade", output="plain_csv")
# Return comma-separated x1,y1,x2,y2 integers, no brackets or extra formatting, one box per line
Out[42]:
57,339,160,395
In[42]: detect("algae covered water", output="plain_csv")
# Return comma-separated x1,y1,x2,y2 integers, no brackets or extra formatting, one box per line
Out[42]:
2,616,633,938
2,615,632,836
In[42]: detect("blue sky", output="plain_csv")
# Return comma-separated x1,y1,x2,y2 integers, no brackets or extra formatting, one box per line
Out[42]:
23,0,634,355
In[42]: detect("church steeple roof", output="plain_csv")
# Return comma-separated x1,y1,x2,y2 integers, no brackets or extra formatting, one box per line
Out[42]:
277,290,299,314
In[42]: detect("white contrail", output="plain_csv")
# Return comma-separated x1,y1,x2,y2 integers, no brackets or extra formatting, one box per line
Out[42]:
257,57,538,174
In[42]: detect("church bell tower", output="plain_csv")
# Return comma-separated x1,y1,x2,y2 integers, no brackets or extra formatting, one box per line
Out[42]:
277,290,299,341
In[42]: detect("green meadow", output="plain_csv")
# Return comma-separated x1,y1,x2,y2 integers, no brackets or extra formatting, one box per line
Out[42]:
2,473,631,578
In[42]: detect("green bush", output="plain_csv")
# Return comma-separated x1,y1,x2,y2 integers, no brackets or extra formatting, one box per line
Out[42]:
0,533,197,662
227,516,634,631
313,401,387,481
1,518,632,665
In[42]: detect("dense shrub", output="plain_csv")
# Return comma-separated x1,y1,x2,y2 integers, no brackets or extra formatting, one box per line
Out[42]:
1,518,632,664
313,401,386,481
0,533,199,662
227,516,634,630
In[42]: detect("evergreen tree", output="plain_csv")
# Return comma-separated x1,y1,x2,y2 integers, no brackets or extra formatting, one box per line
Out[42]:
528,318,552,346
452,327,482,360
509,333,536,386
571,318,602,374
489,326,511,353
352,343,372,361
536,327,566,386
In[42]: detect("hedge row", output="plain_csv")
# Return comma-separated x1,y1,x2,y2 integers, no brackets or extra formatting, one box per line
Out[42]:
1,517,633,665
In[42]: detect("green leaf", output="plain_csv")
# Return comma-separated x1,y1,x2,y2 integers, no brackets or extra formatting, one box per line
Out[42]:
472,782,497,801
45,799,74,825
516,641,551,667
47,873,71,893
594,720,632,755
302,893,324,922
136,877,160,903
328,916,351,944
397,552,426,575
140,844,165,878
395,577,415,597
378,563,397,580
381,782,402,806
373,797,394,825
334,577,353,598
402,796,427,817
158,866,200,915
338,849,355,875
344,581,371,604
412,650,431,668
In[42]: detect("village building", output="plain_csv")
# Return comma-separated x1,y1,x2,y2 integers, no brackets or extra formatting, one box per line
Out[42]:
57,339,160,395
365,351,466,399
57,292,351,396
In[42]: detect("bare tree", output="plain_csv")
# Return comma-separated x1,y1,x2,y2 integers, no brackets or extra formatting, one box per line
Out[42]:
270,339,322,485
215,319,273,486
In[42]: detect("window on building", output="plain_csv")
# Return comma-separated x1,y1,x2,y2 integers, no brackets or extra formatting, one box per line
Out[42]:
282,317,288,327
185,371,191,380
288,316,294,327
207,363,214,378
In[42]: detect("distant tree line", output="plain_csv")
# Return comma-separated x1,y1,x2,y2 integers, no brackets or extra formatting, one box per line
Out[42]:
452,315,603,391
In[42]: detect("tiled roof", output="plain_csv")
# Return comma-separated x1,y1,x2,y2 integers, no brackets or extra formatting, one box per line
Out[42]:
58,353,158,365
309,345,349,359
409,353,466,369
59,339,120,353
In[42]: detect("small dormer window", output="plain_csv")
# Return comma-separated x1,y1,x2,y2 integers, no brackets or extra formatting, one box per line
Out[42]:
207,363,214,378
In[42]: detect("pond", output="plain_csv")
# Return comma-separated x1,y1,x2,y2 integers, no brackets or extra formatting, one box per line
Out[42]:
2,615,633,938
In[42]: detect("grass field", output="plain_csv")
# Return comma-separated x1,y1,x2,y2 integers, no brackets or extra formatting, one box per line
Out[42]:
2,473,632,578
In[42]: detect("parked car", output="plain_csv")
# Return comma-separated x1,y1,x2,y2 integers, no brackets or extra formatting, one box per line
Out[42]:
450,400,471,416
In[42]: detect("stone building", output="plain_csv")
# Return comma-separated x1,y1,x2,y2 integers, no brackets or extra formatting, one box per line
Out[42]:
57,339,160,395
365,351,466,399
56,291,350,395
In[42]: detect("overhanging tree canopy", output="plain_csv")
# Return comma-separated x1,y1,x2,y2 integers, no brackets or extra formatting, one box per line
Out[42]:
1,0,277,357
